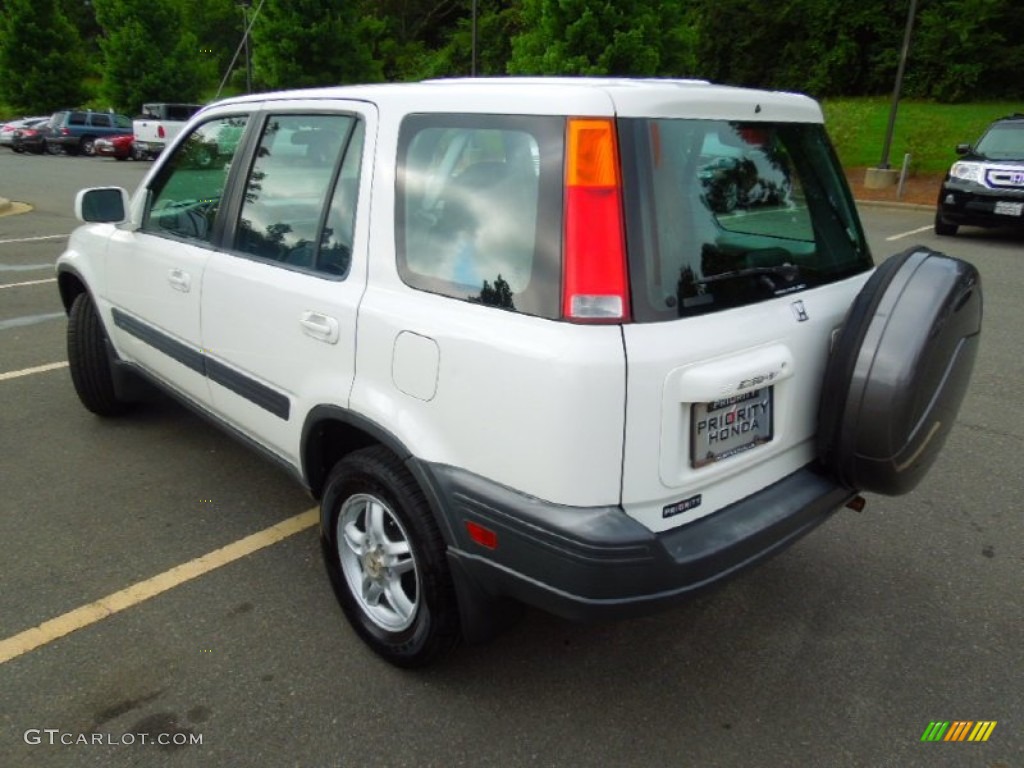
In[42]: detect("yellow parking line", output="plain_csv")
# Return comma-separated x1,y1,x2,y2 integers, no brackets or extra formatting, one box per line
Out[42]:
0,361,69,381
0,508,319,665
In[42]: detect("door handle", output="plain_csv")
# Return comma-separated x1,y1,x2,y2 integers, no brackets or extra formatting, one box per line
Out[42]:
167,268,191,293
299,311,340,344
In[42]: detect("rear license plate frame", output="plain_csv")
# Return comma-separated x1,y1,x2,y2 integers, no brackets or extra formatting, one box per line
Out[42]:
691,388,774,468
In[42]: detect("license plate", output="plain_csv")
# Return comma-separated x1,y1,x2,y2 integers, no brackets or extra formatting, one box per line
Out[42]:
994,201,1023,216
691,389,774,468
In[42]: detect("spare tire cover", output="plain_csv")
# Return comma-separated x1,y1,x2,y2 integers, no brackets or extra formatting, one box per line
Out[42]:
818,246,982,495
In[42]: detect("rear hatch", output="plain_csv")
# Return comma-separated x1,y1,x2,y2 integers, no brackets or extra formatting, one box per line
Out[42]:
615,115,873,532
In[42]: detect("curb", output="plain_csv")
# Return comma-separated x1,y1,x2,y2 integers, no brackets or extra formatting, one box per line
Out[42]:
855,198,933,212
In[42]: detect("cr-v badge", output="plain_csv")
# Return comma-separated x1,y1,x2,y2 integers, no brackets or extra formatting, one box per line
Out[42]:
791,300,809,322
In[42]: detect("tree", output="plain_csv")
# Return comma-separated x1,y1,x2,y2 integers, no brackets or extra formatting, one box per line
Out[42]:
909,0,1024,102
250,0,382,90
0,0,86,113
418,0,522,78
92,0,206,114
508,0,697,77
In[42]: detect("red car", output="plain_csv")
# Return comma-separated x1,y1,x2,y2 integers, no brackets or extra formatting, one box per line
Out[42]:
93,133,137,160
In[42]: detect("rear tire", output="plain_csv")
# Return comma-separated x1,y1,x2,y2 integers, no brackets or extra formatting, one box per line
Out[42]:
79,137,96,156
321,446,460,668
67,293,129,416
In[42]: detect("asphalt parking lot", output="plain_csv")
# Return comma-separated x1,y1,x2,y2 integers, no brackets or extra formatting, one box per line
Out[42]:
0,149,1021,768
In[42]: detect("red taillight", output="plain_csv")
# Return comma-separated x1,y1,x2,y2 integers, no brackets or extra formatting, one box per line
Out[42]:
61,127,69,135
158,125,165,139
562,118,630,323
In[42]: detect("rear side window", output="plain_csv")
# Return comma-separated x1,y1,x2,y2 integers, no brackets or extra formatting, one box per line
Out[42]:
619,119,872,322
234,113,361,277
91,114,112,128
396,114,564,318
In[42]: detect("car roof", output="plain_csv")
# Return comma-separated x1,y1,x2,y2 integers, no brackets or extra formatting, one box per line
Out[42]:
208,77,824,124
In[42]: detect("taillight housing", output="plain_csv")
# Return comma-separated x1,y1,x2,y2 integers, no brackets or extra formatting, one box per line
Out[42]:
562,117,630,323
158,125,166,139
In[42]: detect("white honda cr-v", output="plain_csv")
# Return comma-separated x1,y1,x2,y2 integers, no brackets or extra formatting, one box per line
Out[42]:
58,78,982,666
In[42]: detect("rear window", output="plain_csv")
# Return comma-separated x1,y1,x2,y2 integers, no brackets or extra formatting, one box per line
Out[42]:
396,114,564,318
619,119,872,322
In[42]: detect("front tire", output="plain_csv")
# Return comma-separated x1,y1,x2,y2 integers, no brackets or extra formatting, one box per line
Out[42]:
79,137,96,156
934,211,959,236
67,293,129,416
321,446,460,668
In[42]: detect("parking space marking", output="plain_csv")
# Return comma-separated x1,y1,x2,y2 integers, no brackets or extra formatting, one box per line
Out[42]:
0,361,69,381
0,278,56,290
0,312,64,331
0,508,319,665
0,263,56,272
886,225,933,241
0,234,68,245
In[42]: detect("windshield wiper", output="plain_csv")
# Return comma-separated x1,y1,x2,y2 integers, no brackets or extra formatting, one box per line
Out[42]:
694,263,801,286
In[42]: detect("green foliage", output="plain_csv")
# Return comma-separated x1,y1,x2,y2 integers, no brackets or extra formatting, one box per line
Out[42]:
93,0,206,114
0,0,86,113
907,0,1024,102
251,0,382,90
508,0,697,77
417,0,521,78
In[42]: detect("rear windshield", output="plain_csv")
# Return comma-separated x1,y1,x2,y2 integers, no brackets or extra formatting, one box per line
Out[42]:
618,119,872,322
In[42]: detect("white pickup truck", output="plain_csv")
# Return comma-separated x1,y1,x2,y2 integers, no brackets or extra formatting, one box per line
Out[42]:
132,103,204,159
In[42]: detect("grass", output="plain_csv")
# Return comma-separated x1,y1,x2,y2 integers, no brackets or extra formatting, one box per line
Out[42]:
822,98,1021,174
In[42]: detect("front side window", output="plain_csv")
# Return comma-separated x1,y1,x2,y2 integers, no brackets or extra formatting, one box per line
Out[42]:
141,115,249,243
397,114,563,318
619,119,872,321
233,114,359,276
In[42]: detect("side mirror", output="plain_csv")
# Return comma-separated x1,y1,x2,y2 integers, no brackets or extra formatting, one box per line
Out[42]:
955,143,971,156
75,187,131,224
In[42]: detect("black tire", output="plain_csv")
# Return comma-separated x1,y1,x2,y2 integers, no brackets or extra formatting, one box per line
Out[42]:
934,211,959,236
67,293,129,416
79,136,96,156
321,446,460,668
44,140,60,155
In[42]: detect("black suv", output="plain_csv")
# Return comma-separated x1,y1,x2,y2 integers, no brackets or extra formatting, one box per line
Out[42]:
936,113,1024,236
46,109,133,156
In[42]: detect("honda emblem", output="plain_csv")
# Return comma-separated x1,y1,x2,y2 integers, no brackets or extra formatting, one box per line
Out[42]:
791,300,809,322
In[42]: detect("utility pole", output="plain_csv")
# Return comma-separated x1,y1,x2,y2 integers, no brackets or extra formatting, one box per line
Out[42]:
879,0,918,169
471,0,478,77
240,0,253,94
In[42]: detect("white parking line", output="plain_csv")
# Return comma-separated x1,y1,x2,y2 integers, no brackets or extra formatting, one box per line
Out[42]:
886,225,933,242
0,263,55,272
0,278,56,289
0,234,69,245
0,508,319,665
0,312,64,331
0,361,69,381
